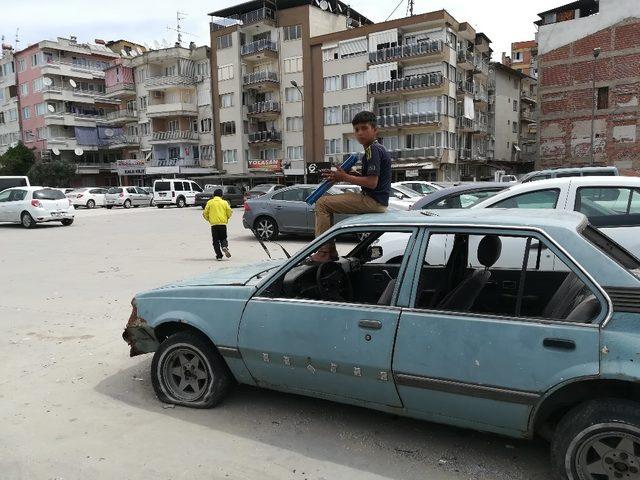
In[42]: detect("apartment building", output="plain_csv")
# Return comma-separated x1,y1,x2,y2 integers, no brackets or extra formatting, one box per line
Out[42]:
14,36,122,185
308,10,493,181
209,0,371,182
536,0,640,173
0,43,20,155
103,44,215,184
488,62,538,171
508,40,538,78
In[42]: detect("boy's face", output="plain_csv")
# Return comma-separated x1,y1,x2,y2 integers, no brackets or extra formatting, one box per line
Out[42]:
353,122,378,146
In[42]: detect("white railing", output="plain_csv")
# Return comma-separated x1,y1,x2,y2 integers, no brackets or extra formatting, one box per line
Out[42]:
368,72,444,95
247,100,280,115
144,74,196,88
243,70,278,85
150,130,199,141
377,112,441,128
369,40,443,63
248,130,282,143
241,39,277,56
387,147,443,160
105,109,138,120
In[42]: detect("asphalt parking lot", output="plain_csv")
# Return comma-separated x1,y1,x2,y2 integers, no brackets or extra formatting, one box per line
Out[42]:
0,206,552,480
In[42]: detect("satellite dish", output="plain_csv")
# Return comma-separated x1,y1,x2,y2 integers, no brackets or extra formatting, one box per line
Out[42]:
136,47,143,55
120,49,128,56
47,104,55,112
69,79,77,88
74,147,84,156
319,0,329,10
43,77,52,86
52,147,60,156
104,128,114,137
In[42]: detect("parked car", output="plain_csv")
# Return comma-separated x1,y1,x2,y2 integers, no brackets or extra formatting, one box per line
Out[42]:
393,180,442,196
105,186,153,209
410,183,508,210
196,185,245,209
153,179,203,208
123,208,640,480
520,166,618,183
0,186,74,228
333,184,416,211
0,176,30,192
244,184,285,201
66,187,107,209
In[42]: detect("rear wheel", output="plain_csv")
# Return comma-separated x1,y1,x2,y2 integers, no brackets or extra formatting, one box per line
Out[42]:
86,199,95,209
151,331,231,409
123,199,132,209
21,212,35,229
157,205,165,209
176,196,186,208
551,398,640,480
254,216,278,241
106,205,113,209
61,219,74,226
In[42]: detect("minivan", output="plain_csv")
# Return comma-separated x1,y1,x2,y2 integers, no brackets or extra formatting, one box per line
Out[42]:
153,179,203,208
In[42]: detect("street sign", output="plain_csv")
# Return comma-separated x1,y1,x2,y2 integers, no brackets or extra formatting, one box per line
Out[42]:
116,159,146,176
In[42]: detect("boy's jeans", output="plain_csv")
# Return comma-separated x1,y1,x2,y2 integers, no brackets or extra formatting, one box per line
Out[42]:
211,225,228,258
315,192,386,237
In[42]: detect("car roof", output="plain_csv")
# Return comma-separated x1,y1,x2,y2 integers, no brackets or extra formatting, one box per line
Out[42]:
336,208,588,232
411,183,507,209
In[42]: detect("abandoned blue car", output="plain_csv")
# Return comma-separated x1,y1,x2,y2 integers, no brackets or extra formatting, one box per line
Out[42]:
123,209,640,480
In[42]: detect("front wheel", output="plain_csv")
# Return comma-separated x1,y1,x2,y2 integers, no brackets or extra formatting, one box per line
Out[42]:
86,199,96,209
157,205,165,209
61,219,74,226
551,399,640,480
123,199,132,209
150,332,231,409
176,197,186,208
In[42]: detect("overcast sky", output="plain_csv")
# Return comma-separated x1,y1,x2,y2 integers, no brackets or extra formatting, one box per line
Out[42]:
3,0,560,58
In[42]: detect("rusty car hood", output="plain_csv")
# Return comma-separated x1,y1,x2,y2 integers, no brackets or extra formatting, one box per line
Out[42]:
163,260,283,288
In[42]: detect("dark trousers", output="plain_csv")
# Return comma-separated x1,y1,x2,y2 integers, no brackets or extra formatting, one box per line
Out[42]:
210,225,228,258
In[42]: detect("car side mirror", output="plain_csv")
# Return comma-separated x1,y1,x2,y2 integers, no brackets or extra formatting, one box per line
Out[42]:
369,246,383,260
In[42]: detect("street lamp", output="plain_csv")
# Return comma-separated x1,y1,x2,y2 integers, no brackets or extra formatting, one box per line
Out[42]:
290,80,307,183
590,47,601,166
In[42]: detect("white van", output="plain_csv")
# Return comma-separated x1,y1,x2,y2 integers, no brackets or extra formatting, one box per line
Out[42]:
153,178,203,208
0,176,30,192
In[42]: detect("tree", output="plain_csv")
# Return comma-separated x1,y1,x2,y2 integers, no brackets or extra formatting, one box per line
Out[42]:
27,160,76,187
0,142,35,176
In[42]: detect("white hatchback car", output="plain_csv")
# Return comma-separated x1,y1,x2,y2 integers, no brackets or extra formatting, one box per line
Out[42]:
0,186,75,228
105,186,153,209
66,187,107,209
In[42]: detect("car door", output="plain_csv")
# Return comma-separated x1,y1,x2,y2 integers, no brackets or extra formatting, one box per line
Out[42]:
90,188,106,206
270,188,309,233
0,189,13,221
238,227,418,406
185,182,197,205
135,187,149,205
125,187,138,205
392,228,602,436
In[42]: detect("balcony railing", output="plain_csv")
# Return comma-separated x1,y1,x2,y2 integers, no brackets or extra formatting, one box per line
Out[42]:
247,100,280,115
248,130,282,144
241,39,277,56
43,59,109,74
474,57,490,75
241,7,276,25
377,112,441,128
41,85,107,97
243,70,279,86
474,89,488,103
521,110,535,122
457,148,472,160
105,109,138,120
457,80,474,94
457,117,474,130
369,40,443,63
458,50,474,65
521,90,537,103
368,72,444,95
102,134,140,146
150,130,199,141
105,83,135,95
473,120,488,133
387,147,443,161
145,74,196,88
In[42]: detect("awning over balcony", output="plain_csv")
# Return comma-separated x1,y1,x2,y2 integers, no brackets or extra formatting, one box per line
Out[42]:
367,62,397,84
368,29,398,52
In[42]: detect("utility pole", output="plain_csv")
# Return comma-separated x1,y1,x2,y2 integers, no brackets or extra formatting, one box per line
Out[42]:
590,47,601,166
408,0,415,16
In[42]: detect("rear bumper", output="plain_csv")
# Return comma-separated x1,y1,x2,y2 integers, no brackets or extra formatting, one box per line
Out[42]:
242,217,251,229
34,211,74,222
153,198,174,205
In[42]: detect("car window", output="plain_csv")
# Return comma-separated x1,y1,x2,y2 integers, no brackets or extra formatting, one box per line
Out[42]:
108,187,123,194
490,189,560,209
0,190,12,202
135,187,147,194
174,182,184,191
586,171,616,177
192,183,203,192
416,231,601,322
32,189,66,200
9,189,27,201
89,189,99,194
125,187,136,194
576,187,640,227
273,188,306,202
262,230,414,306
155,182,170,192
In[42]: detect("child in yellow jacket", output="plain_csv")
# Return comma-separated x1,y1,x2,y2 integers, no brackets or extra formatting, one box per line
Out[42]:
203,189,233,260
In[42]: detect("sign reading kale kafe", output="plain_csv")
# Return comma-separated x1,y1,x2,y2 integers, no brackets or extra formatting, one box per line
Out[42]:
116,159,146,176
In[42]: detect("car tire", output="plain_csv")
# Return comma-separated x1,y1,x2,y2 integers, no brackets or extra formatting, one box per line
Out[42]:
157,205,165,209
254,216,278,241
61,219,74,226
551,398,640,480
151,331,231,409
123,199,132,209
133,205,139,208
176,196,186,208
21,212,35,229
106,205,113,209
86,199,96,209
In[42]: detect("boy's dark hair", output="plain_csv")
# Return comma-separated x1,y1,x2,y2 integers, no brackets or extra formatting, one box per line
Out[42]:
352,110,377,128
214,188,223,197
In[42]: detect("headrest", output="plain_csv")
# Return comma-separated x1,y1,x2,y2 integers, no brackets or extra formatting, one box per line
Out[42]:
477,235,502,268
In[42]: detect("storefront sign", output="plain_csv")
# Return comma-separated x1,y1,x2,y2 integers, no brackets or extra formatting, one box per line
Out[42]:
406,169,419,177
116,159,146,176
248,159,282,172
307,162,332,174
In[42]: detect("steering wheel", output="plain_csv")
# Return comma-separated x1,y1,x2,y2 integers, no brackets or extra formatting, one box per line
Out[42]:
316,262,353,302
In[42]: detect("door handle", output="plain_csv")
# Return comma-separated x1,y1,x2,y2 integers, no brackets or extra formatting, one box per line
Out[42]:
359,320,382,330
275,205,283,209
543,338,576,351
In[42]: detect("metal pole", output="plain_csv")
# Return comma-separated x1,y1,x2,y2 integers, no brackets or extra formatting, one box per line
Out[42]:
590,47,601,166
291,80,306,183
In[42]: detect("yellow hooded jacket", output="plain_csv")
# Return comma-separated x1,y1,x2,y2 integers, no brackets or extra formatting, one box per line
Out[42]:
202,196,232,225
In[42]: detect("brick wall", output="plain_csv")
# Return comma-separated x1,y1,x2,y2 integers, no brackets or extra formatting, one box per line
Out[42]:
538,18,640,174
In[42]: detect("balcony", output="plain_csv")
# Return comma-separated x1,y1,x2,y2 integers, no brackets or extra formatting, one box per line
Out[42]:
241,39,278,62
368,72,444,97
457,50,475,69
149,130,199,143
41,85,103,104
456,116,474,132
243,71,279,91
376,112,441,130
211,7,276,31
474,89,488,104
40,59,107,79
473,119,488,134
248,130,282,145
144,74,196,90
369,40,444,64
521,90,537,104
104,82,136,99
457,80,474,96
146,102,197,118
247,100,280,118
104,109,138,124
103,135,140,149
387,147,443,161
457,148,472,160
473,147,488,161
521,109,536,123
474,57,490,77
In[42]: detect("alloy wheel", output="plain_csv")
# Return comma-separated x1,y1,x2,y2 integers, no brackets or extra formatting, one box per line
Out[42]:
576,429,640,479
161,347,211,403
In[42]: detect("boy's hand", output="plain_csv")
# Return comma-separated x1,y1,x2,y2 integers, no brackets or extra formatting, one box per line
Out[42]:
321,167,348,183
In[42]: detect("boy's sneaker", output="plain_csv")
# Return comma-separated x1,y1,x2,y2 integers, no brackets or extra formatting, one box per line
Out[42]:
216,256,223,261
222,247,231,258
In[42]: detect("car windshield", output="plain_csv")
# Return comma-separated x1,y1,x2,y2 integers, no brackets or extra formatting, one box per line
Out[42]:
107,187,123,194
204,185,222,192
393,185,421,198
155,182,170,191
33,189,66,200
